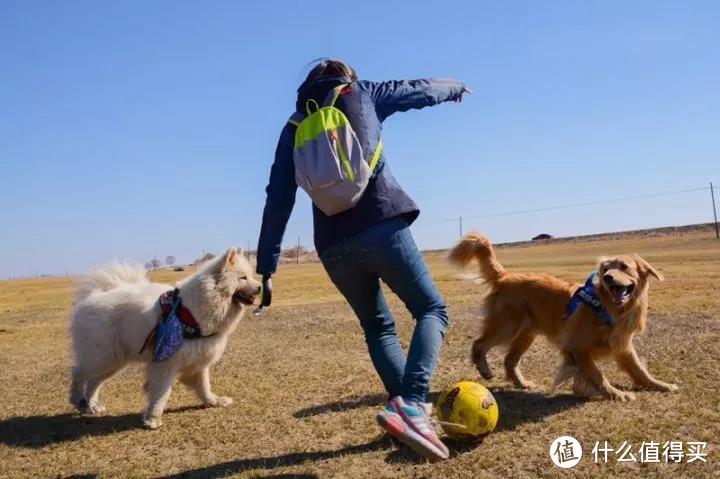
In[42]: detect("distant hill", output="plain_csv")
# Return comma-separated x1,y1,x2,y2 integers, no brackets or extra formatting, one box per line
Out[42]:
428,222,717,252
498,222,717,248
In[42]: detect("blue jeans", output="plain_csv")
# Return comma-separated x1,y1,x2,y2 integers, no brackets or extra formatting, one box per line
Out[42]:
319,217,448,404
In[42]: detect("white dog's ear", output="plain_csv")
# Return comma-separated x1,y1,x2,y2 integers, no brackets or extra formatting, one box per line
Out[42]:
224,247,239,268
237,246,245,258
634,253,664,282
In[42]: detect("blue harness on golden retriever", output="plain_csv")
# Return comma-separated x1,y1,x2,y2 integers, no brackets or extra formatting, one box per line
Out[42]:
565,272,614,326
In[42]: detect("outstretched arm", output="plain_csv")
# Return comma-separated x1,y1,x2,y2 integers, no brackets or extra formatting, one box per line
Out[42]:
359,78,468,121
256,124,297,276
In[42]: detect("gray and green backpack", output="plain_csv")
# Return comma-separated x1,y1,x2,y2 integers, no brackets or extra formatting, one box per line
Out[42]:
288,84,383,216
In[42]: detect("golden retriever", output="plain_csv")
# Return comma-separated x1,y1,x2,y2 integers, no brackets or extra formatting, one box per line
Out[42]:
448,232,678,401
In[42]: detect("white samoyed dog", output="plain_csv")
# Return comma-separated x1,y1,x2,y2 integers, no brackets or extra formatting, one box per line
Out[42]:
69,247,261,429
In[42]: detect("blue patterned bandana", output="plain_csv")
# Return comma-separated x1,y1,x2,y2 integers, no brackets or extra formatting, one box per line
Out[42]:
140,289,211,361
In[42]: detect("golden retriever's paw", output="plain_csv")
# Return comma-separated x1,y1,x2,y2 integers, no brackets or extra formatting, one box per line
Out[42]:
638,382,679,392
610,390,636,401
512,379,537,390
476,366,494,380
142,416,163,430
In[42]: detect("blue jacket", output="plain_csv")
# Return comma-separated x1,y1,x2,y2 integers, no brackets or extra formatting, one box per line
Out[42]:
256,76,467,275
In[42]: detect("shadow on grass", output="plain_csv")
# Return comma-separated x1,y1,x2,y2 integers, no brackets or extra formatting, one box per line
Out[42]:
288,389,586,466
292,388,585,430
293,393,387,418
492,389,588,432
384,436,484,465
156,436,392,479
0,405,205,448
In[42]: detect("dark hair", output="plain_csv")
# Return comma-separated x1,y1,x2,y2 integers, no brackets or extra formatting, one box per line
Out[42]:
298,58,357,92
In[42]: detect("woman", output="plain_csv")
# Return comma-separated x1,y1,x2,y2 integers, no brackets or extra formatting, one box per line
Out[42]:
256,59,469,460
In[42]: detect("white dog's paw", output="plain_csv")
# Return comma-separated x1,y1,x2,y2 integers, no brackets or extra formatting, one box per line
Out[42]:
77,398,106,415
206,395,233,407
142,415,163,430
89,403,107,414
662,383,679,392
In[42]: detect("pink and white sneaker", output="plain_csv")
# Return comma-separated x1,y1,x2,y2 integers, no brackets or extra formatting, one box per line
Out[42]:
376,396,450,461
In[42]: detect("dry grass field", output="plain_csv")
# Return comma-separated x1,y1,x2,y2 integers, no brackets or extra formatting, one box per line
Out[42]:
1,230,718,478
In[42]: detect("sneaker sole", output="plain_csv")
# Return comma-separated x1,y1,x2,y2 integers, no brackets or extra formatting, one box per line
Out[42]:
377,413,449,461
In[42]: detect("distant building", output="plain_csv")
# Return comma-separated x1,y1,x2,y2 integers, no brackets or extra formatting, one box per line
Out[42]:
532,233,554,241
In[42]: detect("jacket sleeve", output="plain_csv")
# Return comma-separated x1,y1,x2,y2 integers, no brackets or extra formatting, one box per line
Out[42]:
256,123,297,276
359,78,467,122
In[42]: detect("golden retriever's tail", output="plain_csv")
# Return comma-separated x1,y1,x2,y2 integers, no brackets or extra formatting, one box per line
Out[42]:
448,232,506,284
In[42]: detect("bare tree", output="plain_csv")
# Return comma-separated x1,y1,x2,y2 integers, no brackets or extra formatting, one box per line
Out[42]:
282,245,308,259
166,256,176,267
194,252,216,265
146,258,162,271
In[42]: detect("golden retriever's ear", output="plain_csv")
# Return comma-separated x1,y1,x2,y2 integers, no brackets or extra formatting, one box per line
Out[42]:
634,254,663,281
224,247,239,268
596,256,609,271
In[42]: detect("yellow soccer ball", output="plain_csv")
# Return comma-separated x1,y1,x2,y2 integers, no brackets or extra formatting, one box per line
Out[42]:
436,381,499,441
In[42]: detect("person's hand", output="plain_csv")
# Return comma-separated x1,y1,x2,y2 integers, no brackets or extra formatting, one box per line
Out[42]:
253,274,273,316
261,274,272,307
456,86,472,102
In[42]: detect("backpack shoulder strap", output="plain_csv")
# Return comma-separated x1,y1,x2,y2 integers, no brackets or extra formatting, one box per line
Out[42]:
323,83,348,108
288,112,304,126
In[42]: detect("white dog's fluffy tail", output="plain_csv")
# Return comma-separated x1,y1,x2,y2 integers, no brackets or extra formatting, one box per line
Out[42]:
75,261,148,302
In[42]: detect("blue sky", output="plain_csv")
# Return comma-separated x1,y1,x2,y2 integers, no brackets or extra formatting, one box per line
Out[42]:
1,1,719,277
